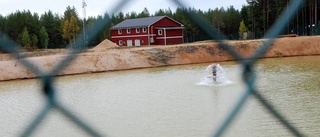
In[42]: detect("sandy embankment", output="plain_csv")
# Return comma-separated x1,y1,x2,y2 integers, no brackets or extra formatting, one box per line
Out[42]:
1,36,320,81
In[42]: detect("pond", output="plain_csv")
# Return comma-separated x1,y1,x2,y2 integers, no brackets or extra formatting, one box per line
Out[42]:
0,56,319,137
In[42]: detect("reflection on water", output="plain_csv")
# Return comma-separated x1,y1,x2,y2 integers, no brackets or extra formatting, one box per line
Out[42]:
0,56,319,137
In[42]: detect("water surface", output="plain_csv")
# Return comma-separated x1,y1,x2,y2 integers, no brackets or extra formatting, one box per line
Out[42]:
0,56,319,137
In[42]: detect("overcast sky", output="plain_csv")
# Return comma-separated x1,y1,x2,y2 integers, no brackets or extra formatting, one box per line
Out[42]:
0,0,248,18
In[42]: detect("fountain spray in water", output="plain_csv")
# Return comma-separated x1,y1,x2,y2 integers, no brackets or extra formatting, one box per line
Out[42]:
197,63,232,86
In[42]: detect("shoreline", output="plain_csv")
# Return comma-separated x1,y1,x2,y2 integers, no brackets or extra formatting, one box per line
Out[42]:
1,36,320,81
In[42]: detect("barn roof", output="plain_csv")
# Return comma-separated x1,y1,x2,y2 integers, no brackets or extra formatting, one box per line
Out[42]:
111,16,181,30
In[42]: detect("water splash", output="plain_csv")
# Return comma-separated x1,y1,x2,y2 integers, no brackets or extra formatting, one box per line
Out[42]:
197,64,233,86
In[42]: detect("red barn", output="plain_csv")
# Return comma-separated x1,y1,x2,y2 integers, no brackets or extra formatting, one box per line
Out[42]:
111,16,184,46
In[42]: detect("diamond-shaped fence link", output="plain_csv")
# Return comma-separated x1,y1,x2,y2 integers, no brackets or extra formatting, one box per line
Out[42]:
0,0,306,137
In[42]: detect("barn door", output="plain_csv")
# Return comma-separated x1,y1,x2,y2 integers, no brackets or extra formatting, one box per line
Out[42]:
127,40,132,47
135,39,140,46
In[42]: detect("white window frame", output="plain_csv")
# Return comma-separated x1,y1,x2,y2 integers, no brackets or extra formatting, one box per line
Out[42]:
136,28,140,33
118,29,122,34
119,40,123,46
143,27,147,33
127,28,131,34
158,30,163,35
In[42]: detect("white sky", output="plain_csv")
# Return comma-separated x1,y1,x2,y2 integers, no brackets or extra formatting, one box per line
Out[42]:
0,0,248,18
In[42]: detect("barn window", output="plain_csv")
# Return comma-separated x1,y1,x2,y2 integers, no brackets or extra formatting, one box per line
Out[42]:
127,29,131,34
136,28,140,33
143,27,147,33
118,29,122,34
158,30,163,35
119,40,123,46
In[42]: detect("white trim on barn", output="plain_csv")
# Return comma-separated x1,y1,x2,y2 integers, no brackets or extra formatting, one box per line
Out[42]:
111,34,156,39
156,36,184,39
155,27,185,30
119,40,123,46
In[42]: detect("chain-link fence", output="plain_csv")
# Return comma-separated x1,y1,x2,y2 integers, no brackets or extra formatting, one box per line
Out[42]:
0,0,308,136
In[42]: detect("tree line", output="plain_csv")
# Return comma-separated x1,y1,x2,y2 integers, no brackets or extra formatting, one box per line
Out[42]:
0,6,243,49
243,0,320,38
0,1,319,50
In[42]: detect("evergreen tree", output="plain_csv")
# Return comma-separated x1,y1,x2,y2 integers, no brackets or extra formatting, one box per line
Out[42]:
165,8,174,18
155,9,166,16
30,34,38,47
223,6,241,39
138,7,150,18
4,11,41,43
0,15,5,32
64,6,79,21
130,11,137,19
19,27,31,47
240,6,249,30
41,11,63,48
39,26,49,49
5,11,24,41
26,12,41,40
211,7,225,34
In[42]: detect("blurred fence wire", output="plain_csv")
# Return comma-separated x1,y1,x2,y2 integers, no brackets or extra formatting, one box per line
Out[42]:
0,0,306,137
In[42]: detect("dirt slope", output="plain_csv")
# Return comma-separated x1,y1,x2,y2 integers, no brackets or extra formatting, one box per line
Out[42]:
1,36,320,81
